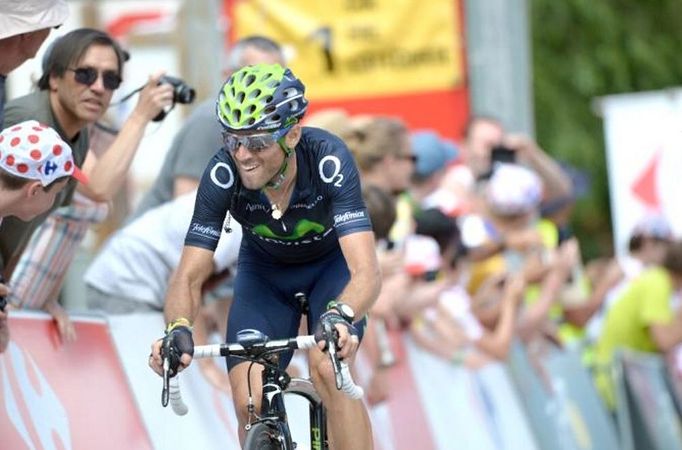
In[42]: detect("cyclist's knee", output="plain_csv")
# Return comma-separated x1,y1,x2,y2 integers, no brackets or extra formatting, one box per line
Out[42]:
229,363,262,422
309,354,336,391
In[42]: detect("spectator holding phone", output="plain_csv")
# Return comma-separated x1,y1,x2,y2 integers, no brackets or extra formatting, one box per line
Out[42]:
441,115,572,221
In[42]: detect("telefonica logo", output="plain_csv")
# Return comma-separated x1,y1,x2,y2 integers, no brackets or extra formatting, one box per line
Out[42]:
333,210,366,225
1,342,72,449
189,223,221,239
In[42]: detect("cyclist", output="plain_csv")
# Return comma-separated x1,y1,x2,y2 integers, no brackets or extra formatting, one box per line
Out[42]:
149,63,381,449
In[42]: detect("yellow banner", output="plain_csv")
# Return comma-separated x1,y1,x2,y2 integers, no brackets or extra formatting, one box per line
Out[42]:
233,0,463,100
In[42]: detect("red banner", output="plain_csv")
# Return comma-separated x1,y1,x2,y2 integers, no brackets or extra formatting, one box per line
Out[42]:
0,313,152,450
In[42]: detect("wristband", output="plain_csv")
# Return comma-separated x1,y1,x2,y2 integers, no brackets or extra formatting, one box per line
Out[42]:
166,317,192,333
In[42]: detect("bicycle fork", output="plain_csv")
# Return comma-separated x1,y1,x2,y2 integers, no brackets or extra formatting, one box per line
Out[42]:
287,378,329,450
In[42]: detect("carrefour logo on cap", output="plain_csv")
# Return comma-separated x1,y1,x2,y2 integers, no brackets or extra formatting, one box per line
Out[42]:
43,159,58,176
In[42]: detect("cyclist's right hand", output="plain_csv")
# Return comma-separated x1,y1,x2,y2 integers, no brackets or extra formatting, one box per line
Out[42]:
149,322,194,377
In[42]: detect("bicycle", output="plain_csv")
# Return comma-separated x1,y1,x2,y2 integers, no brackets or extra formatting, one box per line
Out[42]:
160,303,363,449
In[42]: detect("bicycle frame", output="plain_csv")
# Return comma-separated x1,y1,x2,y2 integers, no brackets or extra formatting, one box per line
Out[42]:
286,378,328,450
252,352,329,450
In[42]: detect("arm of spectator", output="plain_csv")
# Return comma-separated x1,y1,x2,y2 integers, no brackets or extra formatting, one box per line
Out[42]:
650,319,682,353
474,273,525,360
504,134,573,202
562,259,624,327
43,298,76,343
409,319,462,361
77,73,175,202
393,278,449,320
174,176,201,198
517,238,577,342
370,271,408,325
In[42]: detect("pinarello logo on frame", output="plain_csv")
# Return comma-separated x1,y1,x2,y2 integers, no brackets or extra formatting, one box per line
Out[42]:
1,342,72,449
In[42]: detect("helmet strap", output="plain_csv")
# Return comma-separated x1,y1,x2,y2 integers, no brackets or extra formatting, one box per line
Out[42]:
265,138,293,189
265,120,297,189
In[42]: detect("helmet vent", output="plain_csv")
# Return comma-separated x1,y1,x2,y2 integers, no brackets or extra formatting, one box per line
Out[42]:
249,89,261,99
245,74,256,86
264,105,276,114
236,92,245,103
232,110,241,123
282,87,298,98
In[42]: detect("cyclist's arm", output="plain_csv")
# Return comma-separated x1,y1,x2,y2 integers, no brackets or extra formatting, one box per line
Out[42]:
336,230,382,318
164,245,215,325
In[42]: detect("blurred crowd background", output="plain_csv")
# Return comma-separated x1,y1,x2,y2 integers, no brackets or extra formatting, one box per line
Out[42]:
3,1,682,449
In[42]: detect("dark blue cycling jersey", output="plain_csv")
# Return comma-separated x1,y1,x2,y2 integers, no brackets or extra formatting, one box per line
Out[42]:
185,127,372,263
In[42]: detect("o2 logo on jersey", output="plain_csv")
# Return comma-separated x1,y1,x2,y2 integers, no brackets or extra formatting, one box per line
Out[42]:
318,156,344,187
210,162,235,189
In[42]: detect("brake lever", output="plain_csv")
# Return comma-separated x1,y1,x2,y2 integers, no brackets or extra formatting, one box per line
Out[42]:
323,321,343,390
162,357,170,407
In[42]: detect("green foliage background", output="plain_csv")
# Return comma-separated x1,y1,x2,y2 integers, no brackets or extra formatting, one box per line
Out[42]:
531,0,682,259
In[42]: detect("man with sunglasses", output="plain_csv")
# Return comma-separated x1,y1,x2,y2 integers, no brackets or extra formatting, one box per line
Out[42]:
149,63,381,449
0,28,174,310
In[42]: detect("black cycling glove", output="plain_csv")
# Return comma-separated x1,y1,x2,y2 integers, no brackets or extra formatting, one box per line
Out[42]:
162,325,194,377
314,310,358,351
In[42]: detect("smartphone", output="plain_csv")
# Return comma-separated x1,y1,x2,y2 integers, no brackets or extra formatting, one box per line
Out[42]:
491,145,516,164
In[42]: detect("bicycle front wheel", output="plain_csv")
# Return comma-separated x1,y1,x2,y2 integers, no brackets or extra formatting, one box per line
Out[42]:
243,421,287,450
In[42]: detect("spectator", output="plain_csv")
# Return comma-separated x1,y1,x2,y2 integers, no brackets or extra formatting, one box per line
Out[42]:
1,28,174,341
84,191,241,314
0,0,69,346
441,115,573,219
0,0,69,127
130,35,285,220
0,120,86,352
406,208,525,366
342,115,415,198
84,190,242,392
462,163,578,344
570,214,673,339
594,240,682,410
360,184,398,405
408,130,460,216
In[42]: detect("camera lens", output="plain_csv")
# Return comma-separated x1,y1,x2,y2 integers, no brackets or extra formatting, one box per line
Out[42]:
176,85,195,104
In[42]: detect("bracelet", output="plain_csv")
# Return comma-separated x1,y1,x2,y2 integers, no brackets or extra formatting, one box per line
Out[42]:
165,317,192,333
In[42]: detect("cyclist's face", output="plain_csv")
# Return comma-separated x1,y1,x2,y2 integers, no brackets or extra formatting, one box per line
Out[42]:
228,125,300,190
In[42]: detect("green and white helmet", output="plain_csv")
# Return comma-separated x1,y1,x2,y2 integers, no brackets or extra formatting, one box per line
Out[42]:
216,63,308,133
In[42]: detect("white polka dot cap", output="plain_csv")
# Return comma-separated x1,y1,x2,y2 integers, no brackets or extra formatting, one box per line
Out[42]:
486,163,542,216
0,120,88,187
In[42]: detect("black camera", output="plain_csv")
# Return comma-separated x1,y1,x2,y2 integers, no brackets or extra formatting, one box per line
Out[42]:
491,145,516,164
159,75,196,105
0,275,7,312
153,76,196,122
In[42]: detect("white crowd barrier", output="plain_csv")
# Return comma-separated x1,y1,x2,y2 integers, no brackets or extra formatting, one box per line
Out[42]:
7,311,674,449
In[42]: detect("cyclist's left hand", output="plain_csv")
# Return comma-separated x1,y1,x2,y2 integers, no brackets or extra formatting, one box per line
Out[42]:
334,318,360,360
314,311,359,360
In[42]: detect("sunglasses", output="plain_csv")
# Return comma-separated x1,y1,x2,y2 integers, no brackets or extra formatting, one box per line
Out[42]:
69,67,122,90
398,154,418,163
223,127,291,153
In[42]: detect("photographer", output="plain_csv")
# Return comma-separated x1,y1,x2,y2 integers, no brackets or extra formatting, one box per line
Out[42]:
0,28,178,340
